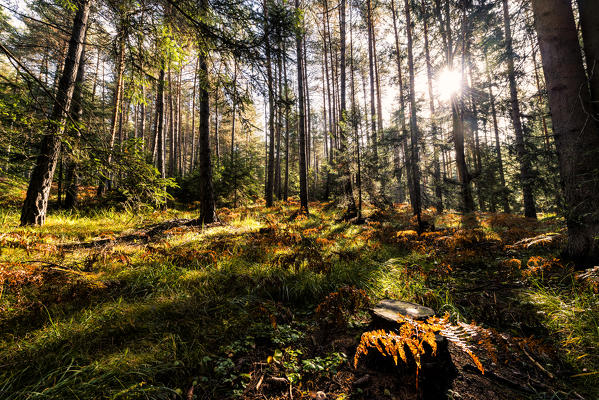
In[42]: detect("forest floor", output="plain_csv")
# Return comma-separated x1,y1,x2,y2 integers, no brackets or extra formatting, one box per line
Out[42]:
0,178,598,399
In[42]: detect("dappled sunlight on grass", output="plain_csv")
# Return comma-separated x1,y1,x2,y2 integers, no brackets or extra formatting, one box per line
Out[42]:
0,201,596,398
523,278,599,382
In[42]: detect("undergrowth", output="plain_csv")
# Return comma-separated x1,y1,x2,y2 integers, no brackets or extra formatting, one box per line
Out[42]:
0,198,597,398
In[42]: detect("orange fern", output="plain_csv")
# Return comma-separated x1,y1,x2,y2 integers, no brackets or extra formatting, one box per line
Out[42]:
355,312,486,374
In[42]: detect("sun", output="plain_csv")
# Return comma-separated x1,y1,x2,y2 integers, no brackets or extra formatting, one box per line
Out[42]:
437,68,462,101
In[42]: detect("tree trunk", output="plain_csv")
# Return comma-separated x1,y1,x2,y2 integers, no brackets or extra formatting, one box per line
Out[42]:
64,45,87,209
405,0,423,231
156,67,166,178
52,42,67,93
168,68,176,175
391,0,410,204
366,0,378,161
502,0,537,218
449,3,475,213
137,35,145,146
467,56,485,212
57,151,64,208
303,38,312,185
577,0,599,116
21,0,92,226
99,22,126,196
283,43,290,201
191,55,199,171
324,0,338,155
230,59,237,164
264,0,275,207
529,33,564,211
295,0,309,214
339,0,357,216
321,5,334,199
195,11,217,224
214,86,220,168
532,0,599,262
484,52,510,213
275,47,282,200
177,71,183,174
349,1,362,219
423,1,443,213
321,43,330,201
372,18,383,138
529,36,551,153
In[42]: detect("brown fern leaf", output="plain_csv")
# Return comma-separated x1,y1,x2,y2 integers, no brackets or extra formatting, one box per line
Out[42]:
438,323,486,374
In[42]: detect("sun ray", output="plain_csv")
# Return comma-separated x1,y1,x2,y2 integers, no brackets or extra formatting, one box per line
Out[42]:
438,68,462,101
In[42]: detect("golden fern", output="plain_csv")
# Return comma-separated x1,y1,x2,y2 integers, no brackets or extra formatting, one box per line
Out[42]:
354,312,487,374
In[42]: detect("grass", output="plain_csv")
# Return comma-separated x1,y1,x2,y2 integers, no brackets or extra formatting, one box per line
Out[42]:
0,192,598,399
525,275,599,386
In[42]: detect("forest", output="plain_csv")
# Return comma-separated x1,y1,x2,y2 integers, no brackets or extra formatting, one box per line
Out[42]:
0,0,598,398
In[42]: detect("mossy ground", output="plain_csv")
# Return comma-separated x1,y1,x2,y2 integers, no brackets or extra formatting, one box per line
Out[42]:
0,184,597,399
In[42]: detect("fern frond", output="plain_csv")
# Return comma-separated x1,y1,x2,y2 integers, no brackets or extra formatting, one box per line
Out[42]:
355,312,489,375
438,323,485,374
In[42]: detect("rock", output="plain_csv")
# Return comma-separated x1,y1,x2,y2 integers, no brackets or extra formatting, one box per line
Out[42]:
371,299,435,324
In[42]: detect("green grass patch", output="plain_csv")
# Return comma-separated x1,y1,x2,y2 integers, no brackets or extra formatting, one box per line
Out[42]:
0,201,597,398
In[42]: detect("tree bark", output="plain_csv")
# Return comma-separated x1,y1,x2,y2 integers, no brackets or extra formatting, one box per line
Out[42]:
230,59,237,164
155,67,166,178
529,33,564,211
303,38,312,187
467,54,485,212
577,0,599,116
391,0,410,204
168,67,176,175
275,46,282,200
349,1,362,219
98,21,126,196
137,33,145,146
450,3,475,213
190,55,199,171
321,42,330,200
532,0,599,262
264,0,275,207
214,85,220,168
324,0,338,155
339,0,357,216
366,0,378,161
295,0,309,214
177,70,182,174
21,0,92,226
484,52,510,214
502,0,537,219
283,43,290,202
405,0,423,231
423,1,443,213
64,45,87,209
321,5,334,199
195,6,217,224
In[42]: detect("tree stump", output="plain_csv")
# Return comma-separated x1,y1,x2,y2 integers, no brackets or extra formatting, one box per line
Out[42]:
365,299,454,391
371,299,435,325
